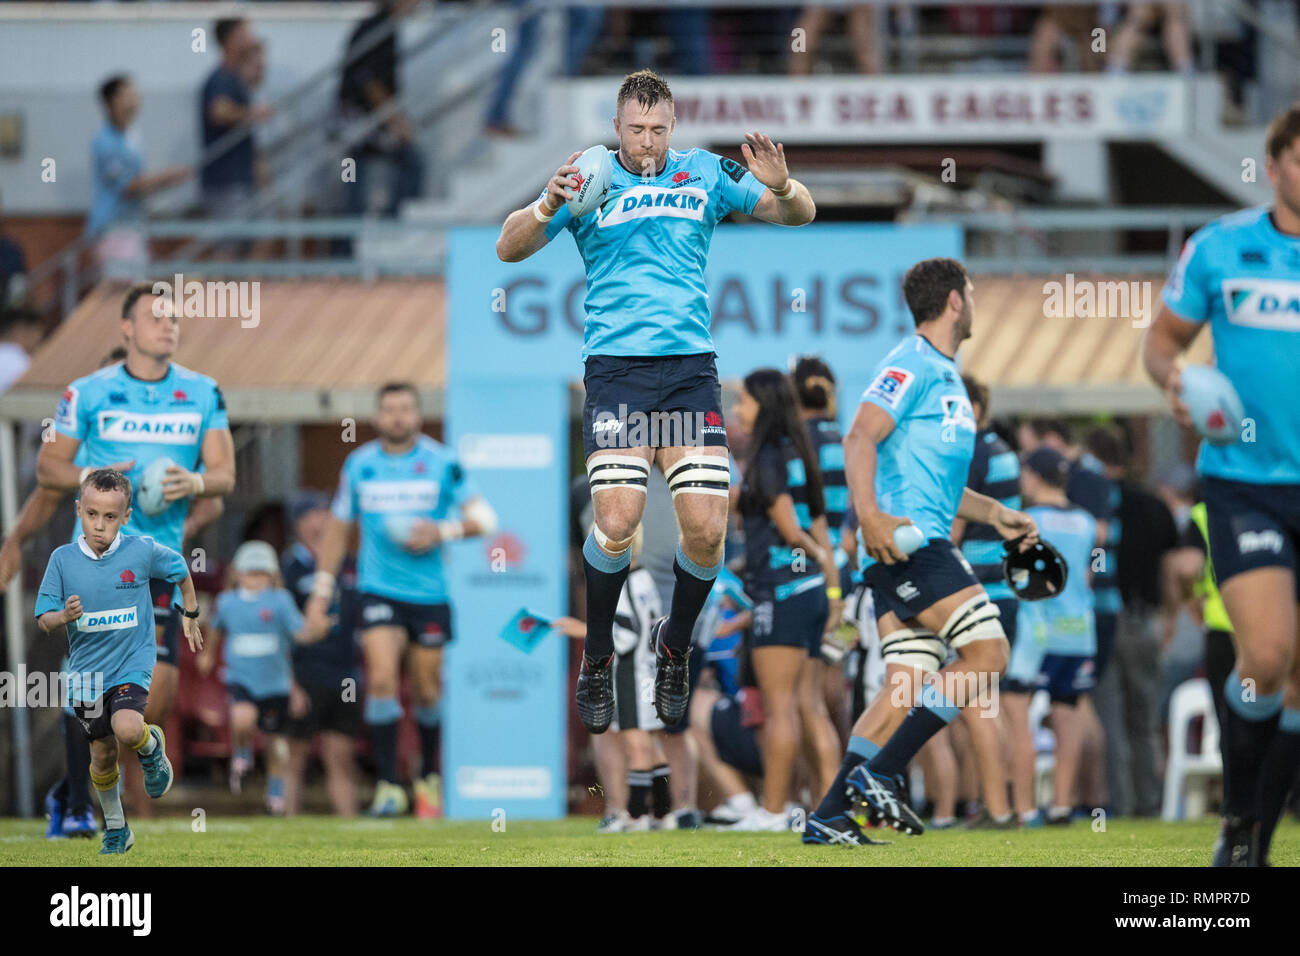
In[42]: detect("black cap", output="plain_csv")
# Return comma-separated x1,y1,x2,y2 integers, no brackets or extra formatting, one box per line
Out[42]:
1023,447,1070,487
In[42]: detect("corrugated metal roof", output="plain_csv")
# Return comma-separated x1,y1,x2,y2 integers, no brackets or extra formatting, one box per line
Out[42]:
0,274,1209,422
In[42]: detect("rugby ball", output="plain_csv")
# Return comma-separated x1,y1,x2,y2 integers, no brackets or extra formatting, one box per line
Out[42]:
136,457,176,516
893,523,926,556
383,515,417,548
565,145,612,218
1179,364,1244,446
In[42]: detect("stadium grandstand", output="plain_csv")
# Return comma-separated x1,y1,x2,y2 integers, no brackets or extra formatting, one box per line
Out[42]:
1,0,1299,876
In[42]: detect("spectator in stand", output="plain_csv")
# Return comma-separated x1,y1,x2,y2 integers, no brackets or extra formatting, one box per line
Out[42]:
485,2,606,136
1028,4,1107,73
200,19,272,222
1087,426,1178,818
338,0,425,217
0,190,28,309
0,308,42,396
1108,2,1194,74
789,5,884,76
281,491,362,817
88,75,189,277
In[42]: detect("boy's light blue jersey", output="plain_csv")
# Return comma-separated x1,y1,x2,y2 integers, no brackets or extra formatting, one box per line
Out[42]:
1019,504,1097,656
55,361,228,553
858,335,977,567
1162,207,1300,484
35,533,188,702
540,147,767,357
211,587,303,699
331,435,480,603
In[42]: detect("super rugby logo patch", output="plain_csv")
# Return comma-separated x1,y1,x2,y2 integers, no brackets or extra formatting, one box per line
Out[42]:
864,367,915,409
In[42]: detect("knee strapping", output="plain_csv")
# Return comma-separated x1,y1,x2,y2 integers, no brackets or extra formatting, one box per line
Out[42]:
665,455,730,499
880,627,946,673
939,596,1006,650
587,455,651,495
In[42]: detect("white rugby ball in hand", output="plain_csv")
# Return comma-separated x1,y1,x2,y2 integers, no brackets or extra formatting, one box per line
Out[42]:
894,523,926,556
384,515,417,548
565,145,612,218
1179,364,1244,446
136,457,176,516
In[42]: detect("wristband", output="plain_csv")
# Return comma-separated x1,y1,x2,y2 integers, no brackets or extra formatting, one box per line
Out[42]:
533,200,556,223
173,603,200,619
311,571,336,599
826,586,842,600
437,519,465,542
194,473,205,495
772,180,795,200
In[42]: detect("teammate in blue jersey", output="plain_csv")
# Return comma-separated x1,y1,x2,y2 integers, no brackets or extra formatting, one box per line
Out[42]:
803,257,1039,846
496,69,816,735
302,382,499,816
1144,105,1300,866
37,284,234,768
947,375,1018,828
35,469,202,854
1002,448,1098,827
200,540,307,813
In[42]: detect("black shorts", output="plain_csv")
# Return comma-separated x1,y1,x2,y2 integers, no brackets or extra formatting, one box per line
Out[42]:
1202,475,1300,598
865,539,981,623
73,683,148,741
150,579,180,666
581,353,728,459
358,593,453,647
711,694,763,777
285,679,363,739
748,583,830,656
1040,654,1096,704
228,683,290,735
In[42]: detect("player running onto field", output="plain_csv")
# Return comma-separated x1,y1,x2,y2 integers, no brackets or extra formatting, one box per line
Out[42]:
1144,103,1300,866
302,382,498,816
35,470,202,854
37,283,234,805
803,257,1039,846
495,69,816,733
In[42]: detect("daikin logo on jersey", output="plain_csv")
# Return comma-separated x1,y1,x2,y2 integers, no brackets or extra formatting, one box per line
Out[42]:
96,411,202,444
151,275,260,328
596,186,708,227
358,480,439,513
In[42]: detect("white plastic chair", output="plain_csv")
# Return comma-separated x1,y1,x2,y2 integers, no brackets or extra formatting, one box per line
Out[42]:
1161,678,1223,820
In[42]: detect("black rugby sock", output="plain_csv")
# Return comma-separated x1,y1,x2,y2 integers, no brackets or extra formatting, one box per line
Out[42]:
665,547,720,655
583,533,631,661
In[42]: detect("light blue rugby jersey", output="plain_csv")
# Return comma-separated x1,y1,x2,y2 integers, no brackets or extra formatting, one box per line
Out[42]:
540,147,768,357
331,435,480,603
35,532,188,702
1163,206,1300,484
858,335,977,568
1019,504,1098,657
55,361,228,553
211,587,303,699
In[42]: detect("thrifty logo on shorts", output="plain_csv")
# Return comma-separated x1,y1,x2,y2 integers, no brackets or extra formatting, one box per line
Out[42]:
592,405,725,449
152,274,261,329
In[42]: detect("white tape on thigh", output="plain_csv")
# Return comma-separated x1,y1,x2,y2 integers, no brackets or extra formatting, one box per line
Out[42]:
879,627,946,673
665,455,731,499
587,455,650,494
939,595,1006,651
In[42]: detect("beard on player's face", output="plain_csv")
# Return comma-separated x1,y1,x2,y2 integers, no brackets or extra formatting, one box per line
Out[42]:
1271,148,1300,223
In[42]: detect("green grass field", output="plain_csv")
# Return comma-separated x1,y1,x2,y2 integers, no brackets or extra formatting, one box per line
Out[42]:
2,816,1296,866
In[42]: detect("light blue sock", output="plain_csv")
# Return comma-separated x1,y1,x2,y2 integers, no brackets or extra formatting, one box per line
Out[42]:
847,736,880,761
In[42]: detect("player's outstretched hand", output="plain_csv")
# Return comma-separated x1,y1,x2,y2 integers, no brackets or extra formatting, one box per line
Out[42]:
161,465,204,502
1164,366,1193,428
993,505,1039,551
183,616,203,653
860,510,911,565
63,594,83,624
105,459,136,475
551,615,587,639
544,151,583,213
302,595,332,643
741,132,789,189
